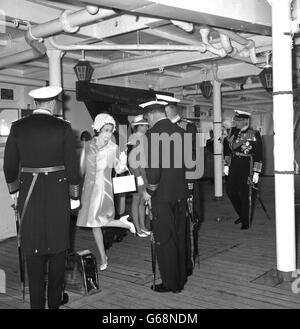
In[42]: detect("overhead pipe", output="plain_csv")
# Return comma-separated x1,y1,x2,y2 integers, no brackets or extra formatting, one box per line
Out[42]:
24,6,115,40
219,33,233,54
181,82,263,97
199,26,227,57
213,27,258,64
48,36,207,52
0,6,116,69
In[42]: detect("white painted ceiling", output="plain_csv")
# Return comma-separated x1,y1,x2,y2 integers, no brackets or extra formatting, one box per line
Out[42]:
0,0,291,113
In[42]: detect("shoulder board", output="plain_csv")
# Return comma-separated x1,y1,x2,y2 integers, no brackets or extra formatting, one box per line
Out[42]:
242,129,256,140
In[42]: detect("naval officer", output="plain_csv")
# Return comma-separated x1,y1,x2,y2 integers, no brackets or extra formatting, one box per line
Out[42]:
223,110,263,230
140,97,188,293
3,86,81,308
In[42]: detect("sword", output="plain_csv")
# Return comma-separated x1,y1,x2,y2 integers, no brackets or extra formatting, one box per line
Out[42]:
11,197,26,302
187,195,200,268
247,179,272,221
146,201,157,290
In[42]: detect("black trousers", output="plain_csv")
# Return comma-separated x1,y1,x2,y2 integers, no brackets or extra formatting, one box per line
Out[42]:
152,198,188,290
26,250,66,309
226,157,256,226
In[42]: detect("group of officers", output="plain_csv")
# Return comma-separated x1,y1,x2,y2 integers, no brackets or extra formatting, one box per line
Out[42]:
3,86,262,308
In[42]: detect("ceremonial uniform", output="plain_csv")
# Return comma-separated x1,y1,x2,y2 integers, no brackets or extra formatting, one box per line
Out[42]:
145,118,188,292
224,120,263,228
171,115,201,273
3,86,80,308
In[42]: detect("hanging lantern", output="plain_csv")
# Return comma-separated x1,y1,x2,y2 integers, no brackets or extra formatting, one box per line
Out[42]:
258,51,272,92
259,67,273,92
199,80,213,99
73,52,94,82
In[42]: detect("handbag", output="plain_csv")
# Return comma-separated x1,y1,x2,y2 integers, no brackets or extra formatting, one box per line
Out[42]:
64,250,100,296
112,167,137,194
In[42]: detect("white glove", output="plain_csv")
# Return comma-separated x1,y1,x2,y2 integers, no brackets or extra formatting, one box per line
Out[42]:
119,151,127,166
252,172,259,184
224,166,229,176
137,176,144,186
143,191,151,203
70,199,80,210
10,191,19,202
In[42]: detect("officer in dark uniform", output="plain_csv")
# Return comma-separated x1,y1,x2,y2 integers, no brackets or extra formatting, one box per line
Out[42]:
3,86,80,309
223,110,263,230
164,98,201,274
140,99,188,293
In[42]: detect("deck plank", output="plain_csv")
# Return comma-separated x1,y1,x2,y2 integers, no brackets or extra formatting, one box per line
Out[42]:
1,177,300,309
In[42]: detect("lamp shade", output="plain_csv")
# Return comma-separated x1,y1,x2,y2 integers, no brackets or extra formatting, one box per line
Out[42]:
199,80,213,99
73,60,94,82
259,67,272,92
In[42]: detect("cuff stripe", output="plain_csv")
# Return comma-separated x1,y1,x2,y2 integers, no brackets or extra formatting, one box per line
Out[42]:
8,179,19,194
69,184,80,199
253,162,263,173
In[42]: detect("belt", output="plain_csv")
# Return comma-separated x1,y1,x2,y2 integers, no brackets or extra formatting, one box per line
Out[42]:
21,165,65,174
232,152,252,158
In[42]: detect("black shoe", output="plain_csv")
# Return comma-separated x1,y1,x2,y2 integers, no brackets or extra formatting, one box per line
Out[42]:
240,224,249,230
234,218,241,224
151,283,182,293
59,292,69,306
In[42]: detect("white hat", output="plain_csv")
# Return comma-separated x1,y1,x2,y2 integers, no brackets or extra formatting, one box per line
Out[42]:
155,94,180,103
139,100,168,108
131,114,149,126
28,86,62,99
139,94,180,108
92,113,116,133
234,110,251,118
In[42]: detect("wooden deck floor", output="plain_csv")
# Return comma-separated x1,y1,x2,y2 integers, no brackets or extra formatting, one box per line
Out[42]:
1,177,300,309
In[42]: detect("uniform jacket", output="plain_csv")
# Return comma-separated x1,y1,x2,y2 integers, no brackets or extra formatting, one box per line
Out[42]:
3,112,80,255
145,118,187,201
172,116,198,181
224,126,263,174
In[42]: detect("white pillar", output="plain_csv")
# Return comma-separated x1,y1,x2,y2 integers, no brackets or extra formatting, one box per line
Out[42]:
47,48,63,117
272,0,296,275
213,80,223,199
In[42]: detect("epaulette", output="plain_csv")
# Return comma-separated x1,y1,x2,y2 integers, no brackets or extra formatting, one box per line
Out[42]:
241,128,257,141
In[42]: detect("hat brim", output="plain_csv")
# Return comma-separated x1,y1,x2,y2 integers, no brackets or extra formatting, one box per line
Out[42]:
131,121,149,126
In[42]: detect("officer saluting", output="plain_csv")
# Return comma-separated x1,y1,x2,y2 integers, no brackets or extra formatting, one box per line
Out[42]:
224,110,263,230
3,86,80,309
140,96,188,293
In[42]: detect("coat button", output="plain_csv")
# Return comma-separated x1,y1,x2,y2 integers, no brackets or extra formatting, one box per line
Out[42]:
45,172,48,175
35,249,38,253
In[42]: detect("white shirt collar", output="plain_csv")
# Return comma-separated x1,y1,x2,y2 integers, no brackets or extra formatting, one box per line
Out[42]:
171,115,181,124
33,109,52,115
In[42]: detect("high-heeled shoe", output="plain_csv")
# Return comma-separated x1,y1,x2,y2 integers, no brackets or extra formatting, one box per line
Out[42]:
141,229,151,236
120,215,136,234
137,232,148,238
99,256,108,271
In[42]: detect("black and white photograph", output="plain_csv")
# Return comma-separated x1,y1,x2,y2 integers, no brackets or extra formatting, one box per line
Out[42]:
0,0,300,318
